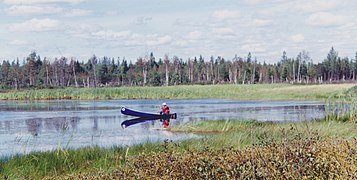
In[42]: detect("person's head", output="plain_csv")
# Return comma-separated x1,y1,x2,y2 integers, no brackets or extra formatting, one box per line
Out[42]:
162,102,167,106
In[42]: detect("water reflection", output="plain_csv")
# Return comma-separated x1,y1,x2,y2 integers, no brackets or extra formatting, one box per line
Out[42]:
14,115,123,137
26,119,41,136
0,99,326,157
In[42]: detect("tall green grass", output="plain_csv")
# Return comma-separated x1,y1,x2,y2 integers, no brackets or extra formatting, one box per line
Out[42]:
171,119,357,149
324,86,357,123
0,141,170,179
0,84,355,100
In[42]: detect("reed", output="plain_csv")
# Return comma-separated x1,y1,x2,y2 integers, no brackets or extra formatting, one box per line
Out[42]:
171,119,357,149
324,87,357,123
0,83,355,100
0,141,164,179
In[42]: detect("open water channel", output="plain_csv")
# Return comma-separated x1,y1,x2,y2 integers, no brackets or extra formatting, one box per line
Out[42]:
0,99,325,157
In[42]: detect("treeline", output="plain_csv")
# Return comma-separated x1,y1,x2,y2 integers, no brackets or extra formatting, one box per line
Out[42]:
0,47,356,89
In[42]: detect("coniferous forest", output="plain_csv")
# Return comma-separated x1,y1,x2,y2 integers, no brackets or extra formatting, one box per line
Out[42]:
1,46,356,90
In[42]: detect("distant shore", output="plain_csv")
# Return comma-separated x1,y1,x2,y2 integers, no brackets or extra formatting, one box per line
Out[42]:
0,83,355,101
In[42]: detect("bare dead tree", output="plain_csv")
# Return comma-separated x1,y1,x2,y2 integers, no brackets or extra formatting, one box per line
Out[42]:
71,57,79,88
164,54,170,86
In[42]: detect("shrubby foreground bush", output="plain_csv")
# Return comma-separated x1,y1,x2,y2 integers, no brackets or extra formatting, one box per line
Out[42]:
59,137,356,179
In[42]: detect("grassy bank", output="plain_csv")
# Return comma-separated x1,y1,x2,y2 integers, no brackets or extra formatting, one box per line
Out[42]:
0,119,356,179
0,83,355,100
65,120,357,179
172,119,357,147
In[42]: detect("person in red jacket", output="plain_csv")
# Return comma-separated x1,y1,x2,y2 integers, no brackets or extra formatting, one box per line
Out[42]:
160,102,170,128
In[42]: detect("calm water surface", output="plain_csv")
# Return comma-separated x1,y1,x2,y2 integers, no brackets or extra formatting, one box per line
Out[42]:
0,99,325,157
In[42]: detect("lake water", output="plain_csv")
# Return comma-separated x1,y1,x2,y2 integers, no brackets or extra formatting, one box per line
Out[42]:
0,99,325,157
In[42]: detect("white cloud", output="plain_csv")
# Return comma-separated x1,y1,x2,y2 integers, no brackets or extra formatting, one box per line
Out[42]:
187,31,202,40
74,28,173,47
108,34,174,47
295,0,346,13
306,12,349,26
64,23,102,39
250,19,272,27
104,11,118,16
257,2,293,18
243,0,265,5
3,0,86,5
213,27,235,36
146,35,172,46
92,30,131,40
1,0,357,63
241,43,266,53
212,10,240,20
244,0,290,5
172,40,188,47
291,34,305,42
64,9,91,17
133,16,153,25
4,4,91,17
5,5,62,16
173,18,204,27
8,40,28,45
8,18,60,32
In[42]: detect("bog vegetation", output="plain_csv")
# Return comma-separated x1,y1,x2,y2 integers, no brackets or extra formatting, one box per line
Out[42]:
0,86,356,179
0,73,356,178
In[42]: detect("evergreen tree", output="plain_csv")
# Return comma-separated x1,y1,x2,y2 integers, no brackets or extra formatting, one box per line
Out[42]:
325,47,338,80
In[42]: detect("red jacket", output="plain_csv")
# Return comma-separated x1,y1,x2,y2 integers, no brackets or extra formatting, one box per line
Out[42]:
161,105,170,114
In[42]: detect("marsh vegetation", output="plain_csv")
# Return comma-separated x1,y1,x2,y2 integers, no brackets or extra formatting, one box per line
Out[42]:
0,83,356,179
0,83,355,100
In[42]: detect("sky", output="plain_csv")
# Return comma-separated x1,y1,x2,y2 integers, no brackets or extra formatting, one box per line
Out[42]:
0,0,357,63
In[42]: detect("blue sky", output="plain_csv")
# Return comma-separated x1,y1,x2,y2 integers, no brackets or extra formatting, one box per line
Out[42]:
1,0,356,63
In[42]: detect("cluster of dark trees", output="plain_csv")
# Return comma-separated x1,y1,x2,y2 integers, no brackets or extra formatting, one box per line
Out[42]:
0,47,356,89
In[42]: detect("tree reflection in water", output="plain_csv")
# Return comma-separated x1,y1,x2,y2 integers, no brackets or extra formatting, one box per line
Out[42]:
25,119,42,136
24,117,82,136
